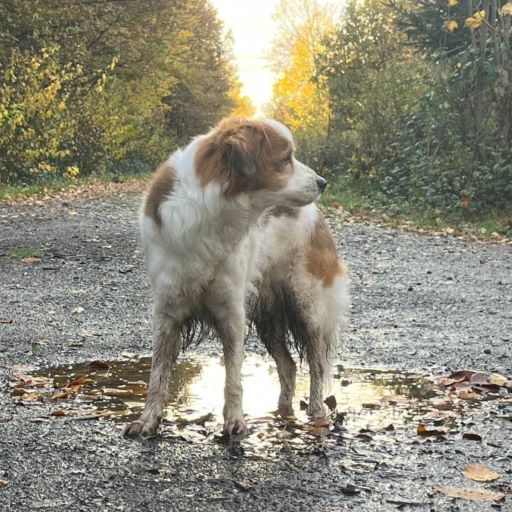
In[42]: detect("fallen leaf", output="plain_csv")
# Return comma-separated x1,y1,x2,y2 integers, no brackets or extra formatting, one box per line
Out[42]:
340,484,360,496
456,388,481,401
324,395,337,410
299,400,308,411
0,319,13,324
233,480,252,492
50,409,67,417
462,432,482,442
434,485,505,502
102,387,132,397
12,387,27,396
20,257,41,264
469,372,489,385
435,376,466,387
0,479,8,487
489,373,510,387
72,306,85,314
11,373,50,387
417,422,448,437
362,402,380,409
88,360,110,372
52,390,68,399
464,464,499,482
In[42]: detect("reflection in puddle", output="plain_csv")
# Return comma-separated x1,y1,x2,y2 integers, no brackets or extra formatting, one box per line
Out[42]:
32,354,436,430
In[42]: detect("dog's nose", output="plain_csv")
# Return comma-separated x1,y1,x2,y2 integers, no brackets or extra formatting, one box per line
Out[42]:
316,178,327,193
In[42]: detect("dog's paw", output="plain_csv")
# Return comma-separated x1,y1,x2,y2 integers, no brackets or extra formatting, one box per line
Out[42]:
306,404,326,419
123,417,160,439
277,402,295,418
223,417,248,436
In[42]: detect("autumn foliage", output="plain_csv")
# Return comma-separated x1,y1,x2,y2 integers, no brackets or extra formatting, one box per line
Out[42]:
268,0,512,215
0,0,253,185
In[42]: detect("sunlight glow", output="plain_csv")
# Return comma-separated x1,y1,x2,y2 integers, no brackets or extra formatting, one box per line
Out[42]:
210,0,279,114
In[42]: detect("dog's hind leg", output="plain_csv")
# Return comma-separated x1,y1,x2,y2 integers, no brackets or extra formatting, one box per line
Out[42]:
304,330,331,418
269,334,297,417
124,309,181,438
258,322,296,417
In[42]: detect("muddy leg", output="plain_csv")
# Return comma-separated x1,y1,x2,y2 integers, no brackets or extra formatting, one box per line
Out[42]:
265,333,296,417
213,305,248,435
124,312,180,438
306,334,329,418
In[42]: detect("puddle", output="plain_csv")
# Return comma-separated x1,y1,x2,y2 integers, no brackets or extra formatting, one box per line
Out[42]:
27,354,437,430
9,356,510,459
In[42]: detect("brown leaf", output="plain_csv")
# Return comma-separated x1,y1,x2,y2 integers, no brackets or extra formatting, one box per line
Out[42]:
0,319,13,324
463,464,499,482
20,257,41,264
102,387,132,397
88,360,110,372
434,485,505,502
12,387,27,397
52,390,69,399
362,402,381,409
67,375,86,387
233,480,252,492
50,409,67,417
417,422,447,437
456,388,481,401
462,432,482,442
435,376,466,387
324,395,337,410
11,373,50,387
299,399,308,411
0,479,8,487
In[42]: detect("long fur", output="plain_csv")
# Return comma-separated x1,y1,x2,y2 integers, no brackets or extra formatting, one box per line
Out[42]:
124,117,350,439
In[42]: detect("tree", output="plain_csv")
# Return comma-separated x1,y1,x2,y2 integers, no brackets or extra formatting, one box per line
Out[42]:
266,0,338,170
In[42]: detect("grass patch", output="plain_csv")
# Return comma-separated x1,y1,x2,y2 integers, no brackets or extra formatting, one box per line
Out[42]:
321,176,512,239
9,247,43,258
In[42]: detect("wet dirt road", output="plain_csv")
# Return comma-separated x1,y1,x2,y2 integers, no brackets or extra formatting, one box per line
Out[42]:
0,188,511,511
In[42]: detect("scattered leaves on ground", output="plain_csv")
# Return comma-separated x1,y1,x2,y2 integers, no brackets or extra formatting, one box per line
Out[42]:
434,485,505,502
463,464,499,482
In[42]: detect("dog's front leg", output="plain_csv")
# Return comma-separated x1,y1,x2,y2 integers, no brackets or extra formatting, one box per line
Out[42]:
124,311,181,438
214,305,248,436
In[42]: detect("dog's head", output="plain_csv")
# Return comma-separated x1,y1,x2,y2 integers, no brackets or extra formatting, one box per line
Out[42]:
194,117,326,208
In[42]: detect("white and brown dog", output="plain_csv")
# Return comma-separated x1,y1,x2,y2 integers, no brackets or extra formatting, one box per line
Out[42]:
124,117,349,438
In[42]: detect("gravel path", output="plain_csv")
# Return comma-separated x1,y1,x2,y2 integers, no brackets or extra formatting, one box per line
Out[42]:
1,188,511,511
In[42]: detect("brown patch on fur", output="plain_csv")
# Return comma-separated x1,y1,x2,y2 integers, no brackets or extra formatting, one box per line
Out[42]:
144,162,176,225
306,216,345,287
268,205,299,218
194,117,293,198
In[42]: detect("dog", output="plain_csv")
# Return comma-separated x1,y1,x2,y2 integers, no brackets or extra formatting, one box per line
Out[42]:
124,117,350,438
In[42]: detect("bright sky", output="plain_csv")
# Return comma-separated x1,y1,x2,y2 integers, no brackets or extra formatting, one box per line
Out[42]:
210,0,279,114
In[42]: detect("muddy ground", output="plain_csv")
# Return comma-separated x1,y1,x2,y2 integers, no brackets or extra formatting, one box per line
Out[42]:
0,185,511,511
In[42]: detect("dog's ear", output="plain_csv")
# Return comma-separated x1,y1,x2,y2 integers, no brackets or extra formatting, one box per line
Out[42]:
222,125,261,176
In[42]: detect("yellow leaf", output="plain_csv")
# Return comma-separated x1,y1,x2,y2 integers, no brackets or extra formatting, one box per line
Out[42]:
465,10,486,29
500,2,512,15
448,0,458,5
443,20,459,32
464,464,499,482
